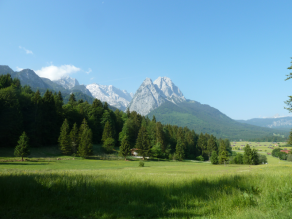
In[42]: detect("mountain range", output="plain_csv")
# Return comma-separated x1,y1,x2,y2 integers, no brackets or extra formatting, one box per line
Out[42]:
0,65,289,140
237,117,292,130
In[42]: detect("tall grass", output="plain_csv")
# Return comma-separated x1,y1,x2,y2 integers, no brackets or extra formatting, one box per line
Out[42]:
1,165,292,218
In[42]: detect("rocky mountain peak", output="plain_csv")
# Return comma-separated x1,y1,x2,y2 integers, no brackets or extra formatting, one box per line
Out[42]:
86,83,133,111
153,76,185,103
128,76,186,115
53,76,79,89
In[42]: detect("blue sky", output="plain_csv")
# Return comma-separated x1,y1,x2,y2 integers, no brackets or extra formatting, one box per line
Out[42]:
1,0,292,120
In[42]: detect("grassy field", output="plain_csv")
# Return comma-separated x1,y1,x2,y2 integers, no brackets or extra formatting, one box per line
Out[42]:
1,145,292,218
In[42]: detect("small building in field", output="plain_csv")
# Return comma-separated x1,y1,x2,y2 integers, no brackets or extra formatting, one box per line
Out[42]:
130,148,139,156
280,150,291,154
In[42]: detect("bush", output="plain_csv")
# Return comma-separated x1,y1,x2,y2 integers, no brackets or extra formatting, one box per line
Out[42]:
139,161,144,167
259,155,267,164
196,155,204,161
287,154,292,162
210,151,218,164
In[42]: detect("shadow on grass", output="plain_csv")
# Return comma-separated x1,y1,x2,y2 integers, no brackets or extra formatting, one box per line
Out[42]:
0,172,258,219
0,162,49,165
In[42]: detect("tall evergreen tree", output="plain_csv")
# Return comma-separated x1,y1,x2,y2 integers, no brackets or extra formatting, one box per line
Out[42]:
70,123,79,153
243,144,252,164
119,135,131,160
14,132,30,161
78,126,93,158
135,126,151,160
102,121,114,142
58,119,71,155
207,135,217,159
218,140,228,164
175,138,185,161
210,151,218,164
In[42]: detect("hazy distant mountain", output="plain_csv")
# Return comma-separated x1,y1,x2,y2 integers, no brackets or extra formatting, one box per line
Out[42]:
237,117,292,130
86,83,133,111
128,77,185,115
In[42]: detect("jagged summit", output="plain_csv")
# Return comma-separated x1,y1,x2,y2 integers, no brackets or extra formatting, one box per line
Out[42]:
127,77,185,115
53,76,80,90
153,76,186,103
86,83,133,111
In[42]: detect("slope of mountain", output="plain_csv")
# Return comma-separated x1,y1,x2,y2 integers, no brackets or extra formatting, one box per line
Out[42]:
237,117,292,130
86,83,133,111
128,77,185,115
148,100,288,140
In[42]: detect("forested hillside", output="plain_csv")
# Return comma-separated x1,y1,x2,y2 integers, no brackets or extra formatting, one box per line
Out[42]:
0,74,229,160
148,100,288,140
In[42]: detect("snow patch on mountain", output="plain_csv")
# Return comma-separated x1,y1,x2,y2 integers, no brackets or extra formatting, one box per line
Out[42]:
53,76,80,89
86,83,133,111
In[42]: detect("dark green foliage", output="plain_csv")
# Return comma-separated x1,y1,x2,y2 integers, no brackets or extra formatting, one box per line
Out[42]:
218,140,228,164
103,138,115,153
259,155,267,164
234,153,243,164
14,132,30,161
210,151,218,164
243,144,252,164
119,136,131,160
175,139,185,161
58,119,71,155
70,123,79,153
196,155,204,161
271,148,281,158
78,127,93,158
102,121,114,143
288,129,292,145
135,126,151,160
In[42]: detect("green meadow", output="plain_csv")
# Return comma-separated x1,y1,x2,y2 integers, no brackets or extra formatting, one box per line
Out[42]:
1,145,292,219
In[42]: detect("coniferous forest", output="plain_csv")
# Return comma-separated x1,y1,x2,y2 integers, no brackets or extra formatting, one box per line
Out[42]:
0,73,232,160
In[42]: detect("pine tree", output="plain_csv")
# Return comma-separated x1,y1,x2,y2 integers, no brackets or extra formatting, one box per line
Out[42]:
14,132,30,161
218,140,228,164
58,119,71,155
119,136,131,160
78,127,93,158
70,123,79,153
69,93,76,106
103,137,115,153
210,151,218,164
288,129,292,145
135,126,151,160
152,115,156,122
175,138,185,161
243,144,252,164
102,121,113,143
207,135,217,159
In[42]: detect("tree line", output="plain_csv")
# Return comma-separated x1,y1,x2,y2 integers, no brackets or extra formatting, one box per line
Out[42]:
1,73,233,161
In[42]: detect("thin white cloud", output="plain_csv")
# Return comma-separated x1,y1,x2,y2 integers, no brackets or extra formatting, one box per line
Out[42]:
19,46,33,54
35,65,81,81
16,66,24,71
90,77,94,80
85,68,92,74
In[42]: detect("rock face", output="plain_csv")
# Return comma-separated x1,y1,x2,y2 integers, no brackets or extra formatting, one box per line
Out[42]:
86,83,133,111
53,76,80,90
127,77,185,116
153,77,186,103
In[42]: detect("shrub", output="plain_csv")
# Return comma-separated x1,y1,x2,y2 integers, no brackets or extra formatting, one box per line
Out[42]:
139,161,144,167
287,154,292,162
196,155,204,161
